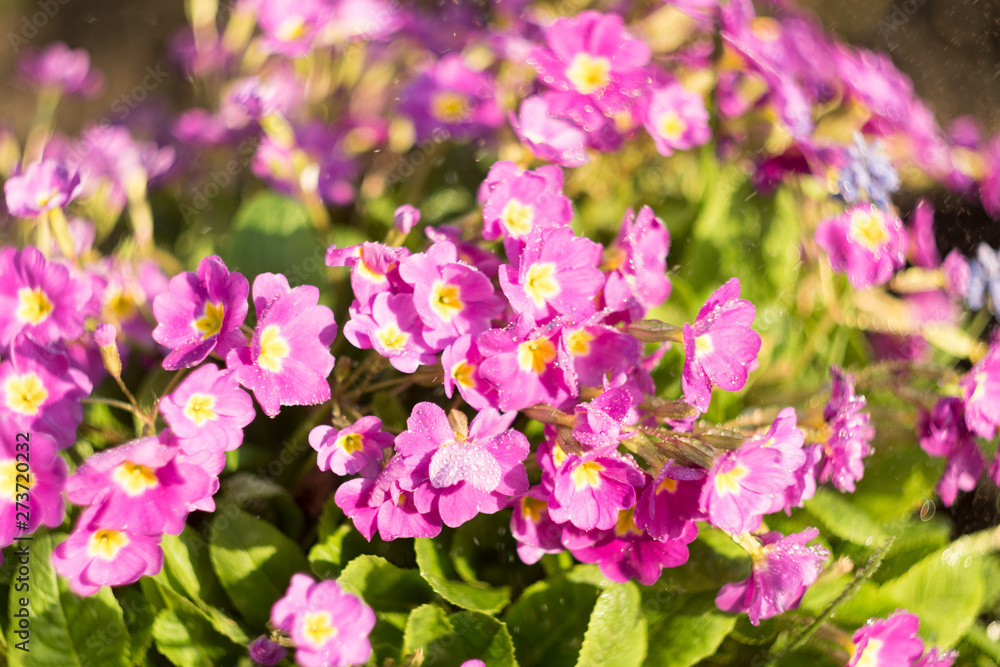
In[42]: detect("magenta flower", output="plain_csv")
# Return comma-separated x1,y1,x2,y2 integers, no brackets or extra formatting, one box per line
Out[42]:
481,162,574,252
547,450,645,531
0,336,91,448
848,611,925,667
227,273,337,417
715,528,829,625
571,386,634,451
634,461,705,541
918,398,985,506
65,436,213,534
335,466,443,541
342,292,436,373
152,255,249,371
818,367,874,493
916,648,957,667
499,226,604,324
16,42,104,97
746,407,810,513
700,441,792,535
510,487,564,565
961,343,1000,439
52,507,163,597
570,509,695,585
398,241,503,350
310,416,393,477
644,84,711,157
0,418,67,546
478,315,574,413
532,11,651,108
4,160,82,218
271,574,376,667
0,246,91,346
682,278,762,412
159,363,255,454
601,206,672,321
815,203,908,289
248,636,286,666
394,403,531,528
442,334,499,411
394,204,420,234
399,54,503,141
256,0,332,57
560,318,640,390
510,95,589,168
326,242,409,306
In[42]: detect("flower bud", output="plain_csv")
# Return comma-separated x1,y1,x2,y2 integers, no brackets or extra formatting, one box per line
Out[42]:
94,323,122,378
247,636,286,666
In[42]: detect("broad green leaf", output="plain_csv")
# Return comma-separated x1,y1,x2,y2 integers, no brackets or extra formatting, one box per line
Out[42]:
149,578,248,646
414,538,510,615
504,578,599,667
7,533,130,667
159,527,225,606
576,582,646,667
152,607,239,667
336,555,433,613
115,587,157,666
309,523,354,580
805,488,888,546
645,592,735,667
208,510,310,629
420,611,518,667
403,604,453,656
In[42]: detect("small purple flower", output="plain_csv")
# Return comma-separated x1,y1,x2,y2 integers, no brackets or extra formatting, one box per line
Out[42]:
836,132,900,211
256,0,332,57
634,461,704,541
0,246,91,346
335,465,443,541
309,416,393,478
818,367,874,493
152,255,249,371
52,507,163,597
399,54,503,141
343,292,437,373
848,611,925,667
715,528,829,625
0,418,67,546
4,160,82,218
571,386,634,451
510,95,589,168
682,278,762,412
815,203,908,289
248,636,286,666
481,162,573,252
271,574,376,667
547,450,645,532
601,206,671,321
227,273,337,417
511,487,564,565
966,243,1000,313
393,204,420,234
159,363,256,454
644,84,711,157
960,343,1000,439
17,42,104,97
442,334,499,411
326,242,410,307
560,318,641,390
700,441,791,535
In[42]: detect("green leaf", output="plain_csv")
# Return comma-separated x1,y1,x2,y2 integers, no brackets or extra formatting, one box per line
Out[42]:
576,582,646,667
7,533,131,667
414,538,510,615
504,578,599,667
420,611,518,667
309,523,354,580
147,578,248,646
115,587,157,666
208,510,310,629
645,592,735,667
402,604,453,656
336,555,433,613
159,527,225,607
151,607,238,667
805,488,888,546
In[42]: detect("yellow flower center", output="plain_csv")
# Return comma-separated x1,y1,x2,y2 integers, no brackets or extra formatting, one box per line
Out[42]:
565,329,594,357
499,199,535,237
451,360,476,388
183,393,218,426
852,639,884,667
750,16,782,42
614,509,643,537
521,496,546,523
431,91,472,123
566,52,612,95
695,334,714,356
572,460,605,489
5,373,48,416
337,432,365,454
104,287,137,323
848,209,890,252
656,476,678,494
429,281,464,321
713,463,749,495
301,610,338,648
657,110,688,143
257,324,290,372
523,262,561,308
87,529,130,560
516,337,557,374
375,323,409,352
552,442,568,468
111,461,160,496
276,16,307,42
16,287,54,326
194,301,225,340
0,459,33,502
